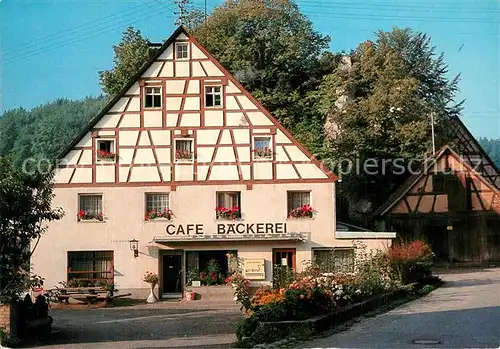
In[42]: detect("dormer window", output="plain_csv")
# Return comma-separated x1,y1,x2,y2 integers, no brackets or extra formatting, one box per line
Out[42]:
205,86,222,107
145,86,162,108
96,139,116,162
176,43,189,60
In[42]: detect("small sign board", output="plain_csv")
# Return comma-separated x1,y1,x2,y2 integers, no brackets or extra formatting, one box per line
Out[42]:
243,259,265,280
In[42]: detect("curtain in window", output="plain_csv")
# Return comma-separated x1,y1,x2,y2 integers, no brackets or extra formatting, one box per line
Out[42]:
288,192,310,212
146,194,169,212
79,195,102,214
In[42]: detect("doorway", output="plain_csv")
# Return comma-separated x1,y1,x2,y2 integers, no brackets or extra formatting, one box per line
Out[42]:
160,252,183,297
273,249,296,269
426,226,450,262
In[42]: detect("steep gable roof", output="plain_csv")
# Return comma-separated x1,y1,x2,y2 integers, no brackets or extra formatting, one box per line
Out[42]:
57,26,186,160
450,116,500,189
55,26,337,185
373,144,500,217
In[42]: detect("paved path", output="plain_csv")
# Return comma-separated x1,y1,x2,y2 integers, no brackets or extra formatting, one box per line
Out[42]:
301,268,500,348
37,301,241,349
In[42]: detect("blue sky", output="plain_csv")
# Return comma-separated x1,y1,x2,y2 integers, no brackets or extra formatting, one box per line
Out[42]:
1,0,499,139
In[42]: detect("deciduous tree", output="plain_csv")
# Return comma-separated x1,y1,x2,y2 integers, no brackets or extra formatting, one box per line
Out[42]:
99,26,150,96
319,28,463,221
0,157,63,302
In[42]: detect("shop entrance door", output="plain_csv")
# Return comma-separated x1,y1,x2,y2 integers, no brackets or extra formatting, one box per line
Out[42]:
160,253,182,297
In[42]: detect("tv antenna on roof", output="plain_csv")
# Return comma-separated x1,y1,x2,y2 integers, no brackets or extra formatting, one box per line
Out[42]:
173,0,189,26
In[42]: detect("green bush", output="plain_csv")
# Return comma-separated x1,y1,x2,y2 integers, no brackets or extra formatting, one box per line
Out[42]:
236,301,288,342
420,284,436,294
272,265,295,289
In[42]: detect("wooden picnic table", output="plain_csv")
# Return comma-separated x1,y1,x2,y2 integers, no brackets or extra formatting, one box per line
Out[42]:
46,287,107,304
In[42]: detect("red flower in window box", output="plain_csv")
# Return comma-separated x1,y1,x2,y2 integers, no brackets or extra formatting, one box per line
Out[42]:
288,204,316,219
253,147,272,158
77,210,104,221
96,150,117,160
145,208,173,221
175,149,193,160
216,206,241,220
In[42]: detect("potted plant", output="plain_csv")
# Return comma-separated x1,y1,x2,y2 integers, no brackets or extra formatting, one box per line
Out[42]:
187,268,201,287
253,147,272,159
216,206,241,220
77,210,104,221
175,149,193,160
97,150,117,161
288,204,316,218
144,208,173,221
206,259,221,285
142,271,159,303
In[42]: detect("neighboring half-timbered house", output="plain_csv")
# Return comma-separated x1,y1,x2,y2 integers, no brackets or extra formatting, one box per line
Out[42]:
374,144,500,263
32,27,394,298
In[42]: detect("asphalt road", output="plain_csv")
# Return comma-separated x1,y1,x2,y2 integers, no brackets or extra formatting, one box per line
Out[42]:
301,268,500,349
40,304,241,349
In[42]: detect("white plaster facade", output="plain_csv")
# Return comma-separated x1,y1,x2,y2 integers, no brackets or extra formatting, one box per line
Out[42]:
32,27,393,297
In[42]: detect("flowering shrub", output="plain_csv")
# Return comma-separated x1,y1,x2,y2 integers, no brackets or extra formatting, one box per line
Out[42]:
145,208,173,221
216,206,241,220
254,147,272,158
251,286,285,308
176,149,193,160
77,210,103,221
142,271,159,284
388,240,434,283
225,273,251,311
237,242,437,344
288,204,316,218
96,150,117,160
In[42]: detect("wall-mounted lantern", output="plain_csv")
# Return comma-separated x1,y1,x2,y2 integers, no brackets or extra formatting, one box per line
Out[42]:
129,239,139,258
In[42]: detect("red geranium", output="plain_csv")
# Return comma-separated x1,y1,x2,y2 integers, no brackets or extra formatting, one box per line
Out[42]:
216,206,241,220
288,204,316,218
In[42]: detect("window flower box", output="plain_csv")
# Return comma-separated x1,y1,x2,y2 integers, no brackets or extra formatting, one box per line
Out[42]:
216,206,241,220
288,204,316,219
77,210,104,222
96,150,117,161
145,208,173,221
253,147,272,159
175,149,193,161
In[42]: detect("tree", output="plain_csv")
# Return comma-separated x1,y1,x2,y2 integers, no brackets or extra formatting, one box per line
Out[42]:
318,28,463,222
191,0,333,146
479,137,500,168
0,97,106,168
99,27,150,96
0,157,63,302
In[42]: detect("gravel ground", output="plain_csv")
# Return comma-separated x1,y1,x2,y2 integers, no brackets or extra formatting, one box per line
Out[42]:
26,303,242,349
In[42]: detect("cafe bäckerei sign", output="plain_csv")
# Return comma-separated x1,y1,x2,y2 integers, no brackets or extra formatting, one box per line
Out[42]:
165,222,288,236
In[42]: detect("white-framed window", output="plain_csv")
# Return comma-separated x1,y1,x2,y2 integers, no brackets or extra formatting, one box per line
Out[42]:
176,42,189,60
175,139,193,162
253,136,272,160
144,86,162,108
312,248,355,273
145,193,171,220
78,194,103,221
146,193,169,212
96,139,116,162
205,86,222,107
216,192,241,220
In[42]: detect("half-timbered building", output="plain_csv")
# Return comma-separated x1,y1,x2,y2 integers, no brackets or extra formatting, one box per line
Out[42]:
32,27,394,298
374,142,500,263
